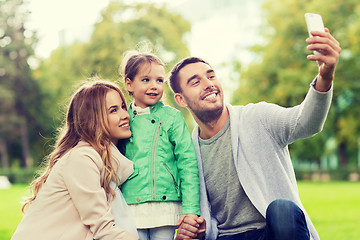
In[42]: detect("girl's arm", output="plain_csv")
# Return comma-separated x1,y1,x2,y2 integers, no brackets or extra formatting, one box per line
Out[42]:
169,111,201,215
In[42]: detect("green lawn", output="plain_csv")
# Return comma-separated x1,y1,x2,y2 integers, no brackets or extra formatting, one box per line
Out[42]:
298,181,360,239
0,185,27,240
1,182,360,239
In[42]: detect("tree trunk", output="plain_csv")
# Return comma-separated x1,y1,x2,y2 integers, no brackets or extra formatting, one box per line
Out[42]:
337,142,348,167
0,138,9,169
14,73,31,169
20,118,30,168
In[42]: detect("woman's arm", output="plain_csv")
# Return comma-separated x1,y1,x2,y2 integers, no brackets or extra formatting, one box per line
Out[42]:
62,147,138,240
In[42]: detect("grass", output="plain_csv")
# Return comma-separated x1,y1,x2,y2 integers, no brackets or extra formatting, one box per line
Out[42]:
1,182,359,239
298,181,360,239
0,185,28,240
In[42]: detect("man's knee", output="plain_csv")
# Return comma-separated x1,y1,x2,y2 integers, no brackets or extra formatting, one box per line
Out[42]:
265,199,309,240
266,199,302,218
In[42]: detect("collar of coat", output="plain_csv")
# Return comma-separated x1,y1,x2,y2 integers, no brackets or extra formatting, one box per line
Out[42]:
129,101,164,117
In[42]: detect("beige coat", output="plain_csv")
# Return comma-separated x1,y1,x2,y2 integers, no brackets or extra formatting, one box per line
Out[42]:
11,141,138,240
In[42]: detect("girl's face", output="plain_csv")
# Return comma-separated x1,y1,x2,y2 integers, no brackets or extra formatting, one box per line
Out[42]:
105,89,131,144
126,62,165,108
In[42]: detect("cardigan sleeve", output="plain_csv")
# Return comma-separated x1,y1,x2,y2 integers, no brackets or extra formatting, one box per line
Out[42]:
255,81,333,147
62,147,137,240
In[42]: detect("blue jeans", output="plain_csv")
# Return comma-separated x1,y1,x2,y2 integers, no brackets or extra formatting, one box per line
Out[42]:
218,199,310,240
138,226,177,240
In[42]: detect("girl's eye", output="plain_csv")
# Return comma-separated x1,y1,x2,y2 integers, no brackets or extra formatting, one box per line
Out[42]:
142,78,149,82
157,79,164,83
122,105,127,110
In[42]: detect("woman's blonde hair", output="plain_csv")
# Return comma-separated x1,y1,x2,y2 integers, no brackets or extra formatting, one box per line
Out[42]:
22,79,127,212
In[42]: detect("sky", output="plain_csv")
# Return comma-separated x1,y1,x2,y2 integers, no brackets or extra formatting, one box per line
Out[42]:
26,0,263,100
27,0,263,60
27,0,110,58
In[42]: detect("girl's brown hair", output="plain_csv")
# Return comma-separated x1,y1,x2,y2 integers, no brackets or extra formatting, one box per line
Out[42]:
119,49,164,96
22,79,127,212
121,51,164,81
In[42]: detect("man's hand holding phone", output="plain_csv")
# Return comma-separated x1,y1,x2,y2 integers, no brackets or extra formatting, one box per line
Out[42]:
304,13,341,91
305,13,325,55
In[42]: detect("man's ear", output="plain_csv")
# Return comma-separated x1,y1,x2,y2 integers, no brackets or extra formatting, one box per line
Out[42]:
174,93,188,107
125,78,133,94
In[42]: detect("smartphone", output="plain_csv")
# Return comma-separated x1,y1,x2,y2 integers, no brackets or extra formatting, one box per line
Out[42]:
304,13,325,54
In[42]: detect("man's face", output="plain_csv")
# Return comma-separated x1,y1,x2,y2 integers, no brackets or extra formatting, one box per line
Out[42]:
174,61,224,123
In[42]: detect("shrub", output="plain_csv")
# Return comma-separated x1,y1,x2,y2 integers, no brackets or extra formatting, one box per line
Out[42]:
0,168,37,184
295,168,360,181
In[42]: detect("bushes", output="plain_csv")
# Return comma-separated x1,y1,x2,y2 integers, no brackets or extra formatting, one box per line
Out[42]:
295,168,360,181
2,167,359,184
0,168,38,184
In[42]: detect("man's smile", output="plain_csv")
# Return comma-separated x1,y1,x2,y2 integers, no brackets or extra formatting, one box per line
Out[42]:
201,89,220,101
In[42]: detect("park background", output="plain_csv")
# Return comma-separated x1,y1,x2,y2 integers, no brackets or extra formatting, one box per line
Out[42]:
1,0,359,239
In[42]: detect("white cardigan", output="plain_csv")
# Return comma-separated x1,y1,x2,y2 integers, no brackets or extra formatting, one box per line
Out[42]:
193,80,332,240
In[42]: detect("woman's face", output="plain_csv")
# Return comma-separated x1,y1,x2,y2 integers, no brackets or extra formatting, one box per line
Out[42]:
105,89,131,144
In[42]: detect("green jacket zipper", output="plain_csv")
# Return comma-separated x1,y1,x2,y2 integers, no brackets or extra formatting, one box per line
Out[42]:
152,120,162,201
163,163,180,197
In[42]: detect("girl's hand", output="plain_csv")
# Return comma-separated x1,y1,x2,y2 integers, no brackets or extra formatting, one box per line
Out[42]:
177,214,199,226
175,214,205,240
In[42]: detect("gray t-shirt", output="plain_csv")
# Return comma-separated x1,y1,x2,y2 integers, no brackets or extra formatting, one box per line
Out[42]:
199,118,266,238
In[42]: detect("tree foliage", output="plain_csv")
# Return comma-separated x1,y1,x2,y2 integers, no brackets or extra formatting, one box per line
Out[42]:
231,0,360,167
32,1,192,166
0,0,45,168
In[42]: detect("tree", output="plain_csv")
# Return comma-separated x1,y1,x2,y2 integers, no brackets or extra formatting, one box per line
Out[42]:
0,0,43,168
84,1,191,79
34,0,193,149
0,87,17,168
83,1,192,125
231,0,360,167
31,1,194,166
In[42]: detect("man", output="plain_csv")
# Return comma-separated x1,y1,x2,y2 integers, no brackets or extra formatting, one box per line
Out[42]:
171,28,341,240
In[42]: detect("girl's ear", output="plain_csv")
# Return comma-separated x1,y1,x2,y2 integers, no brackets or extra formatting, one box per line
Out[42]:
174,93,188,107
125,78,133,94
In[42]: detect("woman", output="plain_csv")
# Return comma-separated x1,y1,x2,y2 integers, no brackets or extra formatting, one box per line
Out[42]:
11,79,139,240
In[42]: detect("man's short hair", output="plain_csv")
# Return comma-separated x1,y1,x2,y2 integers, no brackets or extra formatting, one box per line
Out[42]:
169,57,210,93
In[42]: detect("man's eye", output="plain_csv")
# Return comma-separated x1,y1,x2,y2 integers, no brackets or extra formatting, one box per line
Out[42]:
192,80,200,86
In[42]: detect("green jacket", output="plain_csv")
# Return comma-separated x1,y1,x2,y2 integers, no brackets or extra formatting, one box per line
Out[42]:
121,101,200,215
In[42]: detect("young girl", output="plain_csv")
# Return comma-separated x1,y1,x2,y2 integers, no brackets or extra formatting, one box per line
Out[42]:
12,79,139,240
119,51,200,240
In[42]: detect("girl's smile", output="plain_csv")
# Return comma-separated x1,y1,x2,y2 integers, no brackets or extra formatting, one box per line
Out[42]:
126,62,165,108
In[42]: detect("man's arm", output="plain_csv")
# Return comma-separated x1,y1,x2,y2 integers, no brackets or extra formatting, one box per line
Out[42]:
260,27,341,146
306,28,341,91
